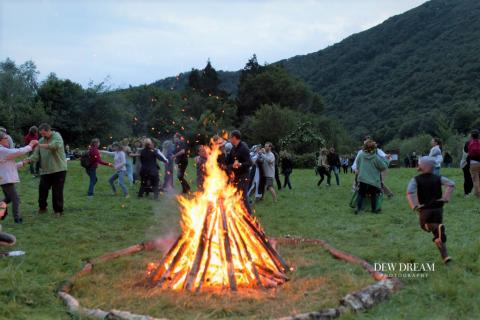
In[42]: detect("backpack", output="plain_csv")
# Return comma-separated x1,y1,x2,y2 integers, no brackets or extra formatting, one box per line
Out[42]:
468,139,480,158
80,151,92,168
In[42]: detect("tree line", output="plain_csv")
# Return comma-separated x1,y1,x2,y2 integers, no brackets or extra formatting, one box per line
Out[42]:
1,56,355,165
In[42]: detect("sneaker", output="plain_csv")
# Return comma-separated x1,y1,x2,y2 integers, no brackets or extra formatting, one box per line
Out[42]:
14,218,23,224
87,195,94,200
54,212,63,218
125,194,130,199
38,208,47,214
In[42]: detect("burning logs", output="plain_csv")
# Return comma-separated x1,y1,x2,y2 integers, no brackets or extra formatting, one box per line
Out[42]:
58,236,402,320
147,145,290,291
147,198,289,291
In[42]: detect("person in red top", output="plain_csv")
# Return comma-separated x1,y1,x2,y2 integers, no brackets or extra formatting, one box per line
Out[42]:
87,138,111,198
24,126,39,176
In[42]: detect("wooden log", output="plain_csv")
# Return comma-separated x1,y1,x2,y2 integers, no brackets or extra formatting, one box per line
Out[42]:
58,280,73,294
255,263,289,282
341,279,402,312
184,204,213,290
70,262,94,282
242,216,290,271
230,219,264,288
220,200,237,291
276,307,345,320
196,209,219,292
107,309,167,320
58,291,110,318
90,244,145,265
151,239,188,287
273,236,388,281
146,236,182,286
142,240,158,252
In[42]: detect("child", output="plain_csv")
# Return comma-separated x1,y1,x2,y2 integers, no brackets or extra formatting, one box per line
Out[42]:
406,156,455,264
0,201,16,246
195,145,208,192
0,133,38,223
101,142,129,198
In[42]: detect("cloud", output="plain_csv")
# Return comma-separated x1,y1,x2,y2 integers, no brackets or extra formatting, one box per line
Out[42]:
0,0,426,87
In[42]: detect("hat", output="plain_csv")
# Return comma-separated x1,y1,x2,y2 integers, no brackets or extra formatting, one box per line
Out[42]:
418,156,436,170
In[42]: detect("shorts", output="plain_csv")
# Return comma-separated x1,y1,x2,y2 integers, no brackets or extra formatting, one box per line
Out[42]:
265,177,274,188
419,208,443,231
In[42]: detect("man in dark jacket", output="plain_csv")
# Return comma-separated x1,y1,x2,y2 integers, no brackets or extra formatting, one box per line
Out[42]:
138,139,168,199
327,147,341,186
173,133,191,194
226,130,253,215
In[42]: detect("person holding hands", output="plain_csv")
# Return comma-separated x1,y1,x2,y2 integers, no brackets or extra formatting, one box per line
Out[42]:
0,132,38,223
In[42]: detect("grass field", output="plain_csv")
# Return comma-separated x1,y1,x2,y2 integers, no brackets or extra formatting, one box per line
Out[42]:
0,160,479,320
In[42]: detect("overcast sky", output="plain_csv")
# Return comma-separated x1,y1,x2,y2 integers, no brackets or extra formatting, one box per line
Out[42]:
0,0,426,88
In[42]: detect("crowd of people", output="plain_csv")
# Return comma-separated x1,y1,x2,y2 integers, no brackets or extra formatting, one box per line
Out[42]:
1,123,480,265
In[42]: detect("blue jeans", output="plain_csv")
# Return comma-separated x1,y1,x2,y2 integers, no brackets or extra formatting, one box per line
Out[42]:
329,166,340,185
433,167,441,176
109,170,128,196
125,160,134,185
86,167,97,196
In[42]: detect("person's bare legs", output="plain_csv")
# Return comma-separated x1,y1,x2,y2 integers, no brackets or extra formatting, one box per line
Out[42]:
268,186,277,202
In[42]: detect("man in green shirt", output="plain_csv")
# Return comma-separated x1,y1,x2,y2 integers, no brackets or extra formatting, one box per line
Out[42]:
28,123,68,217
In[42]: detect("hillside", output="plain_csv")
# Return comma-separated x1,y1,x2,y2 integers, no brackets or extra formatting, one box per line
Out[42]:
278,0,480,141
149,0,480,142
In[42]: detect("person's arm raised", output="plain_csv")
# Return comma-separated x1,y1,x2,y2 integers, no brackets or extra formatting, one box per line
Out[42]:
4,145,34,161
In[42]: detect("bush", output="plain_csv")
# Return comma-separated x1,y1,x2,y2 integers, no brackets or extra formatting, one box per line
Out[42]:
290,152,316,168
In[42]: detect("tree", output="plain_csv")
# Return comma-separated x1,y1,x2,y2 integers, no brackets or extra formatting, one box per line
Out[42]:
188,68,201,91
0,58,42,133
37,73,85,142
201,60,220,95
239,54,263,83
236,64,324,117
245,104,300,146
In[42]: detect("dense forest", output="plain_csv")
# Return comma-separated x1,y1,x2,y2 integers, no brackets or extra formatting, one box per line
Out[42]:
0,56,353,167
278,0,480,142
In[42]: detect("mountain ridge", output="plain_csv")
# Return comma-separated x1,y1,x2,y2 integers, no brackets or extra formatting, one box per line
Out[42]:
152,0,480,140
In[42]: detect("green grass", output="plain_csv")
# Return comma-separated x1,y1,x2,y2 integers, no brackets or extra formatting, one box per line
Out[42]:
0,161,479,319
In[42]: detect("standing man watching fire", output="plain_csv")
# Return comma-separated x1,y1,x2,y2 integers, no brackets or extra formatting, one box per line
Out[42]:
227,130,253,215
27,123,68,217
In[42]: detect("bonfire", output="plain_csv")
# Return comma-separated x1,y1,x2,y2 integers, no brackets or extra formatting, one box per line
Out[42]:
147,142,289,292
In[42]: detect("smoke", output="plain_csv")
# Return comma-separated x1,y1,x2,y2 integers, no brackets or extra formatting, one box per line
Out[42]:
144,188,182,253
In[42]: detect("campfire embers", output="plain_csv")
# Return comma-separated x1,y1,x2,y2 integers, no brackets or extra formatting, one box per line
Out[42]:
147,144,289,291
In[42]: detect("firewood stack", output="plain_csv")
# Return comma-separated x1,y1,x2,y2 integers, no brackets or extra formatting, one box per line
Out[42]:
147,196,289,292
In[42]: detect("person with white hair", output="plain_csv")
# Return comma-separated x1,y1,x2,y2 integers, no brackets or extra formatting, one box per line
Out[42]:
0,132,38,223
0,127,14,148
406,156,455,264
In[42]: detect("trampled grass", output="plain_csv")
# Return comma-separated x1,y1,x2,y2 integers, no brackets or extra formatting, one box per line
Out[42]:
0,161,479,319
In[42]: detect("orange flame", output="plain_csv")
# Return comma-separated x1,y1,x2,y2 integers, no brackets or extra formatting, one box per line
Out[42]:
148,143,288,291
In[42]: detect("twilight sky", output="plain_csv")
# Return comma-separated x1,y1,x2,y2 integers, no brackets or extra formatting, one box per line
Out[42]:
0,0,426,88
